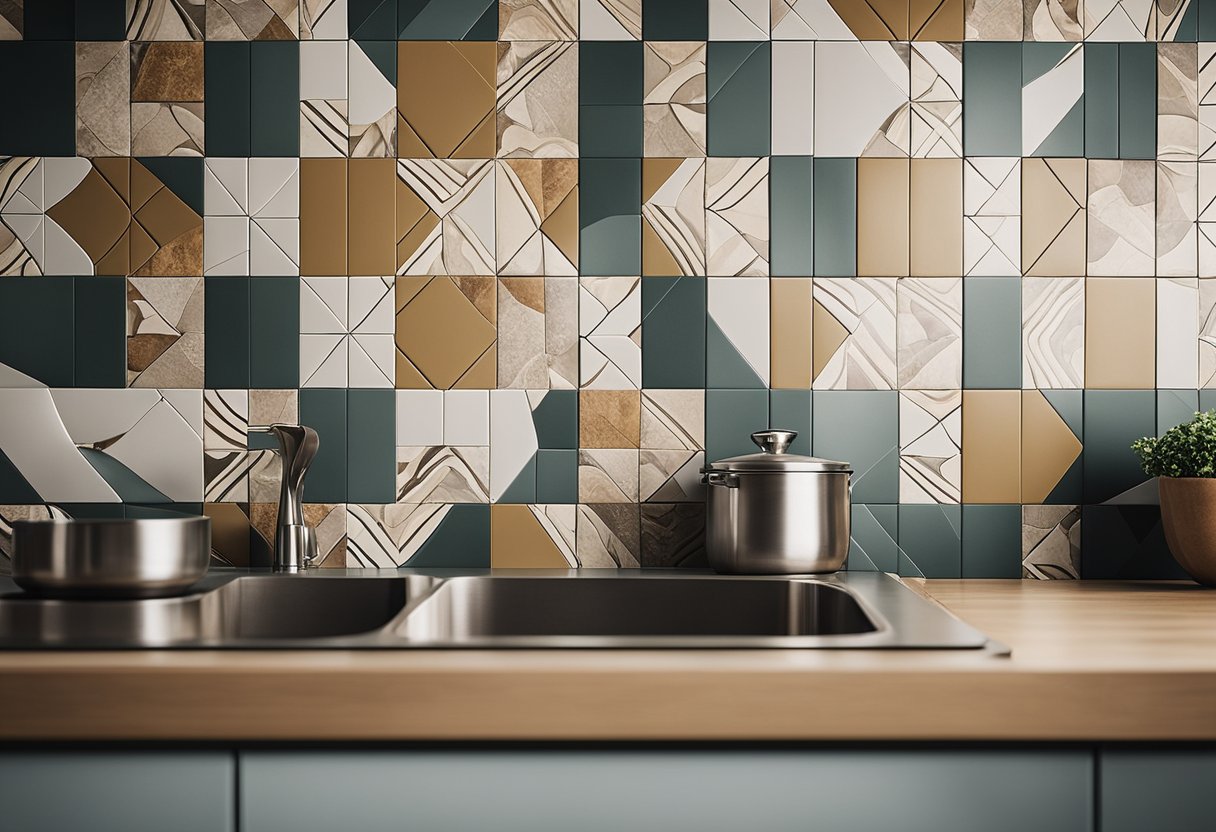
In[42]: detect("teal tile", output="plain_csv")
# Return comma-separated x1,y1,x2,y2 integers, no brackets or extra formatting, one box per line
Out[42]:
0,450,41,503
1119,43,1157,160
963,42,1021,156
642,277,705,388
579,105,643,157
846,504,898,573
536,449,578,504
25,0,74,38
1084,44,1118,159
250,277,298,389
60,503,127,519
0,43,74,155
0,277,73,387
1201,0,1216,39
205,43,251,157
124,503,203,519
497,454,536,504
1023,43,1083,157
137,157,204,215
348,389,396,503
580,158,640,276
580,42,643,105
963,276,1020,389
643,0,707,39
251,42,300,157
79,448,169,503
707,41,771,157
707,318,765,389
1201,389,1216,411
398,0,496,39
898,504,961,578
205,277,250,389
770,156,813,276
706,389,769,460
403,505,490,567
1157,389,1199,433
1081,505,1186,580
299,389,348,503
74,277,125,388
769,390,810,455
812,391,898,503
350,0,396,38
813,158,855,276
355,39,397,86
1083,390,1155,504
75,0,126,40
1042,389,1084,503
962,505,1022,578
1171,0,1198,40
532,390,578,449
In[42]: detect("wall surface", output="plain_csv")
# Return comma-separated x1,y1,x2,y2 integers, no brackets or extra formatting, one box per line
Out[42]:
0,0,1209,578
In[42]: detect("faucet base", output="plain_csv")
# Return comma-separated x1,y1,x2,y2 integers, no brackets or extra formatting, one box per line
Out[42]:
274,524,317,572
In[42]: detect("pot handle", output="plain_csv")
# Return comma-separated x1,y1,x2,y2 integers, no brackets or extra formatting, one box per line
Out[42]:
701,471,739,488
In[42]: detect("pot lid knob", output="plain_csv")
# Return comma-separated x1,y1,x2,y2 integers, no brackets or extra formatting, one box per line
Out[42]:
750,430,796,455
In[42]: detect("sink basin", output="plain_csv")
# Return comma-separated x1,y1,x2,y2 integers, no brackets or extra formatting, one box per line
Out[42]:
0,570,999,652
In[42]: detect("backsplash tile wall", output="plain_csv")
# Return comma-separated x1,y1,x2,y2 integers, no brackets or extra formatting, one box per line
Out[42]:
0,0,1210,579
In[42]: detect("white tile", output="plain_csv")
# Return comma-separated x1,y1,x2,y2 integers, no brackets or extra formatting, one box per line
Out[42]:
814,41,909,157
490,389,539,501
249,219,299,275
771,42,813,156
204,158,248,216
708,277,770,385
444,390,489,445
349,335,394,388
0,389,119,501
348,40,396,127
709,0,768,39
396,390,444,445
1159,277,1199,388
203,216,250,276
300,41,348,101
300,276,348,333
299,334,347,387
249,159,300,218
349,276,394,334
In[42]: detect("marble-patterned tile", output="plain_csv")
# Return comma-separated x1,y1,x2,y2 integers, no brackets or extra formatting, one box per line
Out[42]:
500,0,578,39
1084,0,1153,40
575,503,641,566
206,0,298,39
1158,161,1199,277
579,0,641,40
963,157,1020,275
497,41,577,159
1156,0,1195,40
1201,162,1216,275
1024,0,1082,40
911,42,962,159
127,277,204,388
1159,43,1199,163
897,277,962,390
131,102,205,156
497,277,578,389
128,0,206,40
1086,159,1155,276
580,388,640,449
396,159,495,275
579,276,641,390
1158,276,1199,389
1198,278,1216,386
204,389,248,452
579,448,639,502
643,42,706,158
640,502,706,567
346,502,485,567
396,445,490,503
348,40,395,158
813,277,897,391
964,0,1022,39
899,389,962,504
1200,44,1216,161
642,158,705,276
641,389,704,451
639,449,703,502
0,3,20,39
1022,505,1080,579
814,41,910,158
496,159,578,275
76,42,131,157
705,157,768,277
1023,276,1085,389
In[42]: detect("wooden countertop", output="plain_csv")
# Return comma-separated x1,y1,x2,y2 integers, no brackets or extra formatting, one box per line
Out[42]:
2,580,1215,742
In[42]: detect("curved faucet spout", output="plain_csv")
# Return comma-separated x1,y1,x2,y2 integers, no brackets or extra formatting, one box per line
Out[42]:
249,423,319,571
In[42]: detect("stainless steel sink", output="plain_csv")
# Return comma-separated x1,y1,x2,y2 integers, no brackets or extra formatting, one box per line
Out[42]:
0,570,1001,652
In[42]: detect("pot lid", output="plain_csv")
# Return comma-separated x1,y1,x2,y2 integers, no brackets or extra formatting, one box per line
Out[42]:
705,430,852,473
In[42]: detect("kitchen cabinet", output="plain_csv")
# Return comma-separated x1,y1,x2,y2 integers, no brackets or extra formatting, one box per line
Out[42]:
239,749,1091,832
1100,748,1216,832
0,751,234,832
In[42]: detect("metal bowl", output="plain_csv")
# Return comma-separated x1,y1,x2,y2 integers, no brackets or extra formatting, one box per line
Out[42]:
11,517,211,599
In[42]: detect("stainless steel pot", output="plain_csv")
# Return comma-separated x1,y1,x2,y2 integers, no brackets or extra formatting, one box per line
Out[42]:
10,517,211,598
701,430,852,575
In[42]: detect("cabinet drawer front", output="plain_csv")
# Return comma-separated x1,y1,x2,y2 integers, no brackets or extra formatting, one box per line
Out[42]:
1101,750,1216,832
241,750,1090,832
0,752,234,832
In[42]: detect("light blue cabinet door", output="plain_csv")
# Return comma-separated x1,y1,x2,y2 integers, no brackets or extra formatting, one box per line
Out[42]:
1100,749,1216,832
0,752,234,832
240,750,1091,832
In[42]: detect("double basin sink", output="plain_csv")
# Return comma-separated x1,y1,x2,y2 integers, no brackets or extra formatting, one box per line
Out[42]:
0,570,998,652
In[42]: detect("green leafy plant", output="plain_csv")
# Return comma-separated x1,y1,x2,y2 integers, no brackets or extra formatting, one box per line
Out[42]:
1133,410,1216,478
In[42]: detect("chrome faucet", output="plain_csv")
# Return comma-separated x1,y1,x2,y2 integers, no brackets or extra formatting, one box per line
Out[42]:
248,424,319,572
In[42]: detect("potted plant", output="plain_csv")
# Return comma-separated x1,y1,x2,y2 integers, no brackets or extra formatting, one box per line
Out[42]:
1133,410,1216,586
